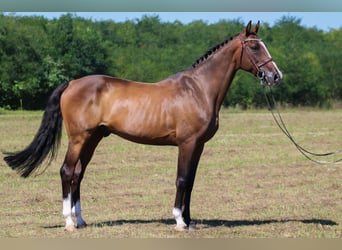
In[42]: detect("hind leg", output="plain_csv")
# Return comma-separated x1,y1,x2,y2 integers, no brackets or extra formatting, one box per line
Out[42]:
61,128,106,231
60,138,84,232
71,160,87,228
61,130,104,231
71,130,104,228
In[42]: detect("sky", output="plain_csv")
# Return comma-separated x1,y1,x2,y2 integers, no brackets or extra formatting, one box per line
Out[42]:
7,12,342,32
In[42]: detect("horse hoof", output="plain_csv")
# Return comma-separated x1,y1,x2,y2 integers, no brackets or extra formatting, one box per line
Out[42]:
64,225,77,233
174,225,187,231
76,222,88,229
188,221,197,231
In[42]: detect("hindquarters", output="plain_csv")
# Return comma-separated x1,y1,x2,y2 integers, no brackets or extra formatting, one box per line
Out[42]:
61,76,108,135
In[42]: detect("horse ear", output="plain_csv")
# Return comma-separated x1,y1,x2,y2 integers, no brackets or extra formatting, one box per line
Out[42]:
251,20,260,34
245,20,252,35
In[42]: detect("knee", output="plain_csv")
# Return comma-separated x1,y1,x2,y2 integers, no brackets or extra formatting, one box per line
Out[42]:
176,177,187,189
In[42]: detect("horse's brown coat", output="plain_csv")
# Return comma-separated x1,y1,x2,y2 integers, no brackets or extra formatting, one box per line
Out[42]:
5,21,282,231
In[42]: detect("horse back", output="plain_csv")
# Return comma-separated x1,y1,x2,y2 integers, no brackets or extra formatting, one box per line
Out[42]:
60,74,214,145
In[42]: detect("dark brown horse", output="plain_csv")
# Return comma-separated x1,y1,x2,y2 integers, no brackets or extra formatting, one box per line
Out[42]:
4,21,282,232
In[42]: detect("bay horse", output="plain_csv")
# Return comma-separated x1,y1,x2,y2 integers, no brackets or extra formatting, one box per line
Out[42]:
4,21,282,232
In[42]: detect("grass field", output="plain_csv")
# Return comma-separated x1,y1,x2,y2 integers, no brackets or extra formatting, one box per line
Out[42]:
0,109,341,238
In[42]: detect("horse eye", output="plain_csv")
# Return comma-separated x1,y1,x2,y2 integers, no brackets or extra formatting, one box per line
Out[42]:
250,44,259,51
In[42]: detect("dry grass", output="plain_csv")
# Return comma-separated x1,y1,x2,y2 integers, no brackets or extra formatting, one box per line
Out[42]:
0,109,341,238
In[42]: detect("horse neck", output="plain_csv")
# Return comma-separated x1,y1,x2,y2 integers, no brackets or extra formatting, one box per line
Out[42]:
192,39,240,113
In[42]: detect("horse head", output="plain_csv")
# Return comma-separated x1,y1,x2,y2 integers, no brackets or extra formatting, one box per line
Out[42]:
239,21,282,87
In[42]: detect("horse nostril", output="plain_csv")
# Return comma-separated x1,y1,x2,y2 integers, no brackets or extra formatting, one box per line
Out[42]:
274,73,280,83
257,70,264,79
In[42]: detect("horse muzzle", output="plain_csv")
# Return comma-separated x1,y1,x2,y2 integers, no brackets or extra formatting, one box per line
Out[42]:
258,69,282,87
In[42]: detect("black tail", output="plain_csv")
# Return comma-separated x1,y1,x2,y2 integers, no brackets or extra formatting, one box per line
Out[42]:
3,82,69,178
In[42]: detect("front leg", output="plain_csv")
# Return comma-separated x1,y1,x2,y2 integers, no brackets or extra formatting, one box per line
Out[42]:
181,143,204,228
173,141,204,231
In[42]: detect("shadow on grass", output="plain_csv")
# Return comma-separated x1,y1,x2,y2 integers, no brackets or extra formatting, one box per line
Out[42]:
43,218,338,229
91,218,338,228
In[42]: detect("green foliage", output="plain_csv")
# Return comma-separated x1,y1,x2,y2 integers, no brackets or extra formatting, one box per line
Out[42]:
0,14,341,110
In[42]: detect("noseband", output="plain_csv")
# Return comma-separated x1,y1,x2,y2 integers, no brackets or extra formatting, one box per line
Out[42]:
239,34,273,79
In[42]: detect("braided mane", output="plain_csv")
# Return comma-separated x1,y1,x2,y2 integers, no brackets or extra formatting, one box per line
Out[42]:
192,34,238,68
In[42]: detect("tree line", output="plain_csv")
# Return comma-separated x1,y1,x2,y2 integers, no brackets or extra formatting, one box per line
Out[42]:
0,13,341,110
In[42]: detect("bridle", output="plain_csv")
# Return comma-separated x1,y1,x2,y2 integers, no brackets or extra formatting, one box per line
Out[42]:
239,34,274,80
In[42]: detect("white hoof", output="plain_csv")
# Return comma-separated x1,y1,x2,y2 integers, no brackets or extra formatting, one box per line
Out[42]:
174,224,187,231
64,225,77,233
